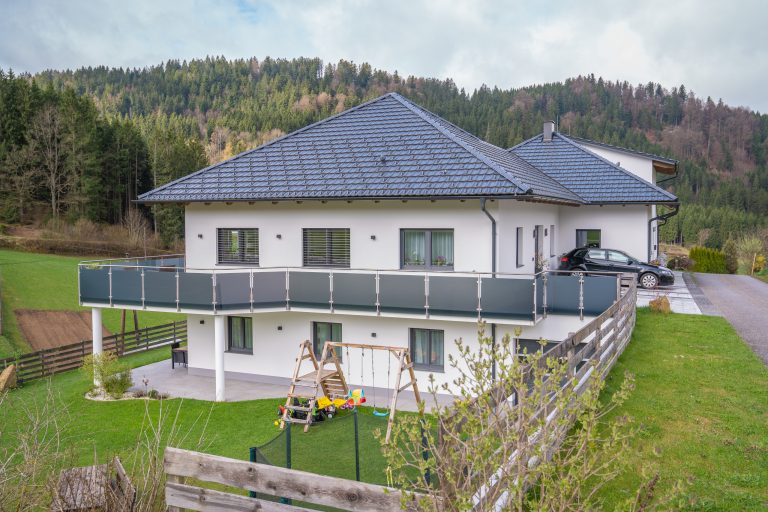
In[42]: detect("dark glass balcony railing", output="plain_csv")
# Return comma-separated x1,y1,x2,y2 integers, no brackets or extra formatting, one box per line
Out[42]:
78,256,621,323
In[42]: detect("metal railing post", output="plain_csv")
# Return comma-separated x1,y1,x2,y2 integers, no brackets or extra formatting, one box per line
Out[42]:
543,272,548,318
108,267,113,307
424,273,430,318
141,269,146,309
175,271,180,312
476,275,482,320
578,274,585,321
249,270,254,313
211,270,217,314
329,270,334,313
532,276,537,322
285,269,290,310
375,271,380,316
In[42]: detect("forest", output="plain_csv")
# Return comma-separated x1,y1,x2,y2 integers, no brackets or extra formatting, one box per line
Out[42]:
1,56,767,248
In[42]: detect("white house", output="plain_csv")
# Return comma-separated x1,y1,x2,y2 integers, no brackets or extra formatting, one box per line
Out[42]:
79,92,677,401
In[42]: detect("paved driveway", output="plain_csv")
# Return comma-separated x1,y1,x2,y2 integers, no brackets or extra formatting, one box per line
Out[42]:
636,271,701,314
690,273,768,365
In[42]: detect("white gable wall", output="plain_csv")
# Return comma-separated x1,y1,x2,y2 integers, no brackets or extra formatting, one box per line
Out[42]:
557,205,651,261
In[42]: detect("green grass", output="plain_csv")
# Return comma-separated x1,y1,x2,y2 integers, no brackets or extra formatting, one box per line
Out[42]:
0,249,180,357
599,309,768,511
2,309,767,505
0,347,393,488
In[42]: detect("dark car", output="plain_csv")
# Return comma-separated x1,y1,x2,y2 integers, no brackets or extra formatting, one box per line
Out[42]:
559,248,675,289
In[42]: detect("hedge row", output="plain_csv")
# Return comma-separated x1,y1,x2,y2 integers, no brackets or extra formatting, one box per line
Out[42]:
689,246,727,273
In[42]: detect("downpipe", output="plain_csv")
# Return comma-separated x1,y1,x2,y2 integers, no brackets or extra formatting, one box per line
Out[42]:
647,203,680,261
480,199,498,381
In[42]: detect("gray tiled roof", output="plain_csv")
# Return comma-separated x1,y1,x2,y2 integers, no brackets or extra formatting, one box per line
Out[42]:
138,93,582,204
510,133,678,204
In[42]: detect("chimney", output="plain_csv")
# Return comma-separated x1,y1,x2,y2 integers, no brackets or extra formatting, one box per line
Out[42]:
543,120,555,142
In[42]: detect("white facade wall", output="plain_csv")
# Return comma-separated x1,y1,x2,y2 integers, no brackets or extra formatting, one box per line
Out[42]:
496,201,560,272
576,143,661,260
185,200,494,272
185,311,592,392
557,205,651,262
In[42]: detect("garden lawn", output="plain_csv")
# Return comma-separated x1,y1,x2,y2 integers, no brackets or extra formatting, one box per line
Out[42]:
599,309,768,511
0,347,393,488
0,249,180,357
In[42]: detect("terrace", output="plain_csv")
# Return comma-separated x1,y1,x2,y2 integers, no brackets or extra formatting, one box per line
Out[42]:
78,256,622,324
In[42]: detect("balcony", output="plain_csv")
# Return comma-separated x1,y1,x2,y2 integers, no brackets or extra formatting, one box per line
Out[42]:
78,256,622,325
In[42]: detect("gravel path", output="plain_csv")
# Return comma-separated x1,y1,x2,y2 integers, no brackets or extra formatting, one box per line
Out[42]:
691,273,768,365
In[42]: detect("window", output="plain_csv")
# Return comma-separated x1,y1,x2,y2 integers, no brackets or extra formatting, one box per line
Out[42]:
312,321,342,360
550,224,556,256
586,249,607,260
303,228,350,268
576,229,601,248
410,328,444,371
516,227,524,268
227,317,253,353
401,229,454,270
217,228,258,265
608,251,630,264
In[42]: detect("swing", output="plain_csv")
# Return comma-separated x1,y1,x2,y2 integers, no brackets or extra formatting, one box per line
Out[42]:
372,347,390,417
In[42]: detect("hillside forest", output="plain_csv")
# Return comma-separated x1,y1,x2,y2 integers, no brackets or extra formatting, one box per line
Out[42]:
1,56,767,250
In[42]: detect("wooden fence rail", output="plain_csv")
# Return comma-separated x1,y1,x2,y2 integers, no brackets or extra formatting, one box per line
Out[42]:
469,280,638,511
0,321,187,384
164,447,425,512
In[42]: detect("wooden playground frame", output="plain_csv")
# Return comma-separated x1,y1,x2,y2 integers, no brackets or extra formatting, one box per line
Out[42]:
281,340,422,443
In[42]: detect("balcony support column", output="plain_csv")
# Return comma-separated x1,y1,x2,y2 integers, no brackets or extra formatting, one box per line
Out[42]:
91,308,103,386
214,315,226,402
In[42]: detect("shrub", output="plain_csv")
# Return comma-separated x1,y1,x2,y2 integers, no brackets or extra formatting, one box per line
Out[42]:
649,295,671,314
723,239,738,274
667,255,693,271
689,246,727,273
81,351,134,398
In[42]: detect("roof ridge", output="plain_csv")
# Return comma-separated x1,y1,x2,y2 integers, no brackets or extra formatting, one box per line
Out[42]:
554,133,678,202
388,93,531,195
506,134,588,203
139,93,400,200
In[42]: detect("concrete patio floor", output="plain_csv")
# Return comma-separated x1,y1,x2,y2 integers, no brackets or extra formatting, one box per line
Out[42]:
130,359,455,412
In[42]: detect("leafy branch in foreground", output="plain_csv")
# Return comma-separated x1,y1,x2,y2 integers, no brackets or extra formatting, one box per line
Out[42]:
381,324,684,511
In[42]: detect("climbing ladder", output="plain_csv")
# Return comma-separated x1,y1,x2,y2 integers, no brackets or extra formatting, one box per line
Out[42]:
281,340,422,443
280,340,349,432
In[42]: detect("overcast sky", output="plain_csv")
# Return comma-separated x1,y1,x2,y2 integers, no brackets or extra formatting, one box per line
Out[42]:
1,0,766,111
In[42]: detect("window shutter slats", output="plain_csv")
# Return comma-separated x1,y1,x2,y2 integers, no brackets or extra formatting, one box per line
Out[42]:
303,228,350,268
217,228,259,265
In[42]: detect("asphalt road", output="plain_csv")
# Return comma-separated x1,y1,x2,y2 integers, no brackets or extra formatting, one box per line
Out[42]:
691,273,768,365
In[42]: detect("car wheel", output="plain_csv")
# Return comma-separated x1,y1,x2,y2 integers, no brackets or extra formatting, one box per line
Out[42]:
640,273,658,289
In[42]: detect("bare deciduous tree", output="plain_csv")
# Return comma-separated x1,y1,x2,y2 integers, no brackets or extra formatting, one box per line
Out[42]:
1,145,39,222
28,105,69,221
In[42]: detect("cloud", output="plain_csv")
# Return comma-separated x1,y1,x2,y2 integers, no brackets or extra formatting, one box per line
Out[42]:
0,0,766,111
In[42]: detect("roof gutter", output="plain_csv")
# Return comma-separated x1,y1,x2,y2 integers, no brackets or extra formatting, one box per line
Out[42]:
656,160,679,185
648,203,679,262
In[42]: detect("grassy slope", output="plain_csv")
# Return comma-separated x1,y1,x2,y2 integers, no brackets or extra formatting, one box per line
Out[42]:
0,249,180,357
0,347,392,487
600,309,768,511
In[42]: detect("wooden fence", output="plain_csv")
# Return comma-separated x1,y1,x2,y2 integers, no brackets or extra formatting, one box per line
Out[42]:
0,321,187,384
164,447,425,512
468,278,638,510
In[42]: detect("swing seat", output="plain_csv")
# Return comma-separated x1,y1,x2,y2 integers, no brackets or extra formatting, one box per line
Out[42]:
372,409,389,417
